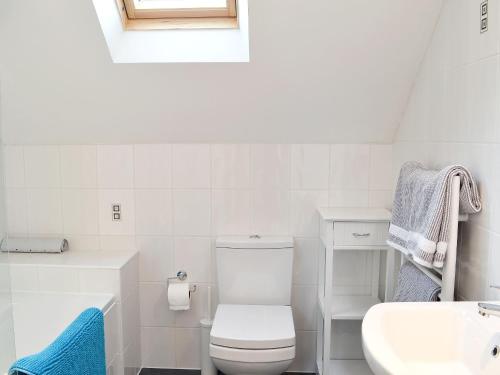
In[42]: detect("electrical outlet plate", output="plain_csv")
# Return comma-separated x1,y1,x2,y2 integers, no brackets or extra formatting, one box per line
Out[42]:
481,0,488,33
112,204,121,221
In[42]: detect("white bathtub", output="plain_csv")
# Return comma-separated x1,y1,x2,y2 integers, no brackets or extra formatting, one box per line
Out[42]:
5,250,140,375
11,291,115,360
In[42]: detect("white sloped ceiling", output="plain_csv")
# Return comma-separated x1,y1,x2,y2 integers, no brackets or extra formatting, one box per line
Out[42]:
0,0,442,144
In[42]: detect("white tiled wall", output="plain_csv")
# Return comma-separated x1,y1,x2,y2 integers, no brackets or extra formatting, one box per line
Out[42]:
0,138,16,373
395,0,500,301
3,143,393,371
0,254,16,374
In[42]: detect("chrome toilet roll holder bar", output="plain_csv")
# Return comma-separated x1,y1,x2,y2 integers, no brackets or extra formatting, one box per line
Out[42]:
167,270,197,293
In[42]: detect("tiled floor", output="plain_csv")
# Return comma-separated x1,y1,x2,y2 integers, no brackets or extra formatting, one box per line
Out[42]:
139,370,201,375
139,370,315,375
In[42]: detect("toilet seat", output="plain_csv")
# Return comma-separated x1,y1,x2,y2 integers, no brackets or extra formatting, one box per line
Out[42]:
210,344,295,363
210,304,296,364
210,304,295,350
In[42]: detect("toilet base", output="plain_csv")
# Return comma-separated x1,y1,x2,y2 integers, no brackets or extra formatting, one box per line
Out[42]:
212,358,293,375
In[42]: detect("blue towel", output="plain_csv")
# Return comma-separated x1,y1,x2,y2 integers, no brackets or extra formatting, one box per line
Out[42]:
9,308,106,375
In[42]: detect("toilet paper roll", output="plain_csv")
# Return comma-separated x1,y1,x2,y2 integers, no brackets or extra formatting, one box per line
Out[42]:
168,283,191,311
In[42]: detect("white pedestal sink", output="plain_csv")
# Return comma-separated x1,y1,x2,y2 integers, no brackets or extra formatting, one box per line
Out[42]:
362,302,500,375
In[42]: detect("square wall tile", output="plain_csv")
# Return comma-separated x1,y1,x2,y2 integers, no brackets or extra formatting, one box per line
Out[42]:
98,190,135,236
174,237,211,283
64,235,100,251
140,282,175,327
291,144,330,189
212,190,251,235
329,190,369,208
289,331,317,372
252,190,290,235
61,189,99,235
122,288,140,347
291,285,317,330
369,190,393,209
100,235,137,251
330,144,370,189
121,253,139,298
27,189,63,234
173,190,211,236
488,231,500,300
464,57,500,144
369,145,393,190
123,340,141,375
97,145,134,189
10,265,39,291
60,145,97,188
458,223,489,300
24,146,60,188
38,266,80,293
104,303,120,367
141,327,176,368
4,146,25,188
6,189,28,235
135,190,173,235
137,236,174,282
290,190,328,236
109,353,124,375
175,328,200,369
172,144,210,188
175,284,208,328
250,144,291,189
211,144,250,188
134,144,172,188
78,268,121,297
293,238,319,285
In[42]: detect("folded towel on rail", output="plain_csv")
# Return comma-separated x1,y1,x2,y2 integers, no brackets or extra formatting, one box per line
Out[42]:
393,261,441,302
9,308,106,375
388,161,481,268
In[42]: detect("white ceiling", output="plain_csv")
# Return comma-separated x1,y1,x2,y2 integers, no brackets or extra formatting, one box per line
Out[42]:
0,0,443,144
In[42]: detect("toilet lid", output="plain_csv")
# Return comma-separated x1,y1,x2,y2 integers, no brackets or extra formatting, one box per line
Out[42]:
210,304,295,350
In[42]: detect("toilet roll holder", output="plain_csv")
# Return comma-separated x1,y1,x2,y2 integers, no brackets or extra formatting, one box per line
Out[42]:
167,270,197,293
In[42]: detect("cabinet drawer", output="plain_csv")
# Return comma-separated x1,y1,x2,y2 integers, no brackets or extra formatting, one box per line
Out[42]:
333,222,388,247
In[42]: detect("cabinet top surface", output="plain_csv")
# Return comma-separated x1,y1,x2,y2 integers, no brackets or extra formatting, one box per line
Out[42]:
318,207,392,222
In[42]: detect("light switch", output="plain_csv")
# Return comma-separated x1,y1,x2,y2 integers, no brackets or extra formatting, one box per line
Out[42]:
112,203,121,221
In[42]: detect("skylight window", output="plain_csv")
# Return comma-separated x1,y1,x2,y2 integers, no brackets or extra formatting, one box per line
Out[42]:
94,0,248,62
121,0,237,29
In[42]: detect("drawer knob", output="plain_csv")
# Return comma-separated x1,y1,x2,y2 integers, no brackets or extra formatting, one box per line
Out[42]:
352,232,371,238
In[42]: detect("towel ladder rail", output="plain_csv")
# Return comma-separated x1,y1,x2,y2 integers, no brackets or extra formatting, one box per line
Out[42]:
391,176,465,301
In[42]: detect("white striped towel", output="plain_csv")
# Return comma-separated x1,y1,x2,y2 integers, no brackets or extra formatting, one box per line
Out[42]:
388,162,481,268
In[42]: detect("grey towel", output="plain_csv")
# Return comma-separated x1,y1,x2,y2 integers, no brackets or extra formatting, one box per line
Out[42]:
393,261,441,302
388,162,481,268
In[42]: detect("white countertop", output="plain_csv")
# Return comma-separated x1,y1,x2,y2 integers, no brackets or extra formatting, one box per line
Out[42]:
5,249,137,270
318,207,392,222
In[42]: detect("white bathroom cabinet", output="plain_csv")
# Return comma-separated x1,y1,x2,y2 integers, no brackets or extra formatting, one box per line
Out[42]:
316,208,392,375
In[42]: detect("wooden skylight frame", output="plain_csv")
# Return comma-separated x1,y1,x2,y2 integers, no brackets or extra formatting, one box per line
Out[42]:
117,0,238,30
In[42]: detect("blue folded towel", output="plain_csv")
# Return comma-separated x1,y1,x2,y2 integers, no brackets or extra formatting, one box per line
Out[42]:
9,308,106,375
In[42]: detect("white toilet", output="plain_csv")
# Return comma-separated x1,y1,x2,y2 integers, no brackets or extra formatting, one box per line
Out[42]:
210,236,296,375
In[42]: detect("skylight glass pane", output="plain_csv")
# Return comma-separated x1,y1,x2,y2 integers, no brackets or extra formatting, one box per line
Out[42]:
135,0,228,10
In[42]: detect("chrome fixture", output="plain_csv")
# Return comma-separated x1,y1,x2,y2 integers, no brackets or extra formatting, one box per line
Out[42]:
478,303,500,318
167,270,197,292
492,345,500,358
